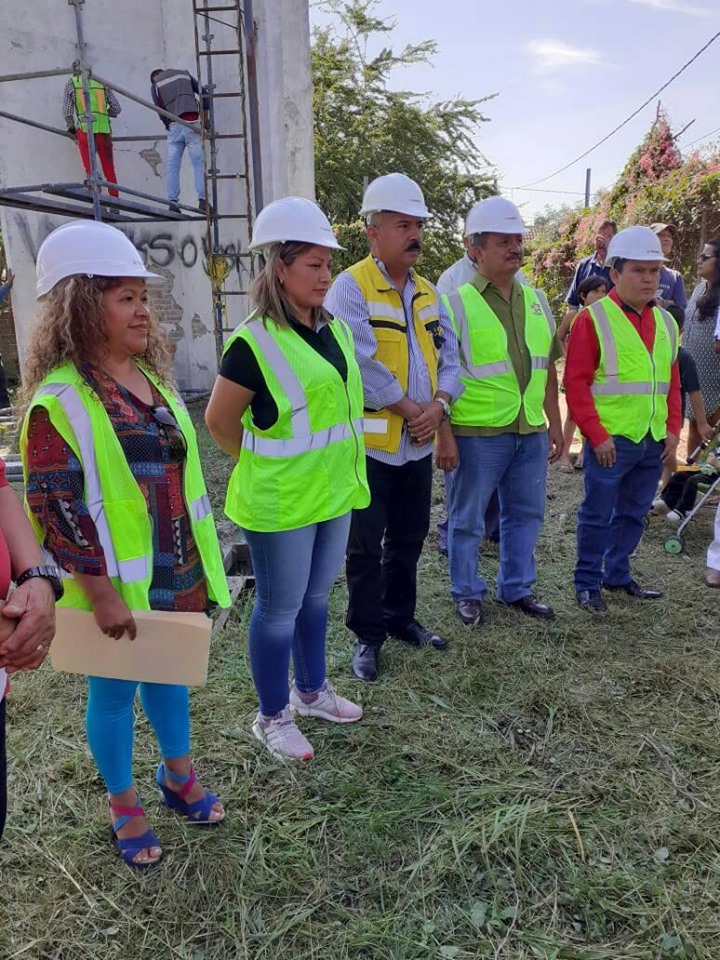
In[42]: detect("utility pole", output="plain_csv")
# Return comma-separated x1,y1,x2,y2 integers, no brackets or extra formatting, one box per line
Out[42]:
584,168,591,209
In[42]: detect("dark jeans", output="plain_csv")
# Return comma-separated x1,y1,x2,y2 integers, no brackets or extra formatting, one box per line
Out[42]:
575,434,664,592
346,454,433,648
0,698,6,842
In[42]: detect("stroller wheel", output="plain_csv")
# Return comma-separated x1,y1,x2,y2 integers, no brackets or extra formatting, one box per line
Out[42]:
664,535,683,555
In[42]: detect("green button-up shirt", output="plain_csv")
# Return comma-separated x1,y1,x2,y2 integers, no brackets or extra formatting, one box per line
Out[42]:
452,274,562,437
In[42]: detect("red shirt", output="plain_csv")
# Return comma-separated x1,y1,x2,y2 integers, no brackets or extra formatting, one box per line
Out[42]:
565,289,682,448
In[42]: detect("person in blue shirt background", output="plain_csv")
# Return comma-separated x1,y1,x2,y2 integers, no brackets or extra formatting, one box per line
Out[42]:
561,220,618,334
651,222,687,321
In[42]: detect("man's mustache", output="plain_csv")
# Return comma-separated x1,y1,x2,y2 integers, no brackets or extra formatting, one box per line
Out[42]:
406,241,422,251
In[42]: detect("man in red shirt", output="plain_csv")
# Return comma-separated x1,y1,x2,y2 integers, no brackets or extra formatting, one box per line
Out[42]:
565,226,681,612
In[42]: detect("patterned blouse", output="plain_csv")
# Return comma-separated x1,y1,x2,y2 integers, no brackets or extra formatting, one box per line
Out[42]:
25,363,208,613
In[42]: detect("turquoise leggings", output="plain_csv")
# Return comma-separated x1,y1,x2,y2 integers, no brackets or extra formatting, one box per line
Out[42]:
86,676,190,794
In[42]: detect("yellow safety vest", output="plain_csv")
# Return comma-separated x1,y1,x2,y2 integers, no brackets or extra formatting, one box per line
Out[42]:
587,296,678,443
442,283,555,428
223,315,370,532
345,256,442,453
20,363,230,611
72,76,111,135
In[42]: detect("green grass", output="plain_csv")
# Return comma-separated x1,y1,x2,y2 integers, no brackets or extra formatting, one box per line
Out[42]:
2,405,720,959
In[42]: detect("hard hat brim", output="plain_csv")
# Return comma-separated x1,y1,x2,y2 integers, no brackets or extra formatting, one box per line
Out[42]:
248,237,345,253
36,263,163,299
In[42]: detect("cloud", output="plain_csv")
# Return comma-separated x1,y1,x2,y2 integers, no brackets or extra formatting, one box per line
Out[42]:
526,39,604,75
629,0,713,14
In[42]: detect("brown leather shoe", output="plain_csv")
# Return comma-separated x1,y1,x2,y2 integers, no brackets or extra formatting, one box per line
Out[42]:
704,567,720,588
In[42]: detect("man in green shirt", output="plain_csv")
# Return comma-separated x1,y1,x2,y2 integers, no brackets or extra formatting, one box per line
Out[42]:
439,197,564,626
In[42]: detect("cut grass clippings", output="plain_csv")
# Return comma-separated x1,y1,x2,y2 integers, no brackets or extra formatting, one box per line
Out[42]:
2,403,720,959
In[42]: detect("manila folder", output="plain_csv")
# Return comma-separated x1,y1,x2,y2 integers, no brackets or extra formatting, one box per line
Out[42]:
50,608,212,686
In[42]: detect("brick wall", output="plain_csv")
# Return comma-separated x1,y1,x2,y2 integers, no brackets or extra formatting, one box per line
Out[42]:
0,303,19,384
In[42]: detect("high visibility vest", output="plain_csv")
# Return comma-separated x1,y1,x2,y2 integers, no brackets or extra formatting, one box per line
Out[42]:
223,316,370,532
587,296,678,443
442,282,555,428
20,363,230,611
344,256,442,453
72,76,111,135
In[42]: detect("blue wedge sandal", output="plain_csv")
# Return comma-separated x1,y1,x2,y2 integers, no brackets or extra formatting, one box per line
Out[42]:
156,762,224,826
109,797,163,869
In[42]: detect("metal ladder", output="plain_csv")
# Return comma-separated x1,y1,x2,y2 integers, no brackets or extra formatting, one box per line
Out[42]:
192,0,258,362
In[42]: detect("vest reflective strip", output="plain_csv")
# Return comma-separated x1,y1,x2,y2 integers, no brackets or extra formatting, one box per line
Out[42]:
191,493,212,522
591,381,654,396
363,419,388,435
588,301,620,377
535,289,557,338
242,418,363,458
246,322,311,436
531,357,550,370
658,307,678,358
34,384,150,583
417,303,439,321
447,291,514,379
367,301,406,323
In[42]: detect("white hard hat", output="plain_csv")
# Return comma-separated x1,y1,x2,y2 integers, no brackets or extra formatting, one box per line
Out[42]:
249,196,343,252
606,226,667,266
359,173,431,220
464,196,527,237
36,220,161,298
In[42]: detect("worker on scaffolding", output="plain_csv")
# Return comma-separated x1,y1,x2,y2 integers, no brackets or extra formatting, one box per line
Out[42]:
63,75,122,198
150,68,209,213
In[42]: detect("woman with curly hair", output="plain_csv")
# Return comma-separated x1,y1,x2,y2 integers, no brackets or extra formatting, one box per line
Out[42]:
20,220,230,868
681,238,720,454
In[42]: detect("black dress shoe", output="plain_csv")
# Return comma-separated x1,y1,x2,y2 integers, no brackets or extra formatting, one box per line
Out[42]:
351,643,379,682
576,589,607,612
603,579,663,600
456,599,485,626
392,620,449,651
503,596,556,621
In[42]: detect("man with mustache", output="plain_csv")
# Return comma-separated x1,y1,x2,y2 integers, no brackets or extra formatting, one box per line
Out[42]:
439,196,563,628
325,173,461,681
565,226,680,611
561,219,618,335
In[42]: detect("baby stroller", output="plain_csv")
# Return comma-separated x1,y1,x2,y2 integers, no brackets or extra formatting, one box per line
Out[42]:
664,423,720,555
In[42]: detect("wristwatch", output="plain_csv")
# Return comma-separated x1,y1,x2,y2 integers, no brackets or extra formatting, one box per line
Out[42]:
434,396,451,420
15,565,65,601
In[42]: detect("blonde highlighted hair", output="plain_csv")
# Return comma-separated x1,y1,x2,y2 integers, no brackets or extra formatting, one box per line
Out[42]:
21,275,174,410
249,241,328,328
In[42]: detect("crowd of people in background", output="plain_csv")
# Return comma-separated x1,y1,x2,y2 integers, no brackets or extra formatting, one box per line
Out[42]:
1,170,720,870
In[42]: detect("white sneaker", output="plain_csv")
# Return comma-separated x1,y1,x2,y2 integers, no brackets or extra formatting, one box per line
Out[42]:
666,509,686,525
651,498,669,515
252,706,314,760
290,681,363,724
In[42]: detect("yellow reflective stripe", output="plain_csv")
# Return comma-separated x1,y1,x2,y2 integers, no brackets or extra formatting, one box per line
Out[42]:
366,301,406,323
657,307,678,358
191,493,212,521
533,288,556,337
590,381,654,396
656,381,670,395
242,420,361,458
246,320,311,436
531,357,550,370
118,557,150,581
363,419,388,435
588,301,620,378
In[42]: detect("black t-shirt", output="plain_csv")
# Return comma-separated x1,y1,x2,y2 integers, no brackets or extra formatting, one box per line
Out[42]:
219,314,349,430
678,346,700,412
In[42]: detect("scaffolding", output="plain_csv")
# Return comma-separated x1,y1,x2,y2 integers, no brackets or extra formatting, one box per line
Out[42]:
0,0,260,362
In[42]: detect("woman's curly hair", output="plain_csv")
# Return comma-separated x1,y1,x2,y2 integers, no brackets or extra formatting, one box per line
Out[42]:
21,275,174,410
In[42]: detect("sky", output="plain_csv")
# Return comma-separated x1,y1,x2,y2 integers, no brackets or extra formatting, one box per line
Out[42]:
309,0,720,222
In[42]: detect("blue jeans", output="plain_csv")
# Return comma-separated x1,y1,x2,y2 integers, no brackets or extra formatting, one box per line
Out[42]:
575,433,663,591
448,432,548,602
438,471,499,550
86,677,190,794
166,122,205,202
242,513,351,716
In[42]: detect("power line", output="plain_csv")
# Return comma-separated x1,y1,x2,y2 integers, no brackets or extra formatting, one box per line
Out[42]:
683,125,720,149
518,29,720,188
510,186,585,196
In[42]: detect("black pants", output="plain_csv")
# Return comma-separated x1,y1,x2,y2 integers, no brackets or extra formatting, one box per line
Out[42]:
0,698,6,842
346,454,432,648
663,469,716,513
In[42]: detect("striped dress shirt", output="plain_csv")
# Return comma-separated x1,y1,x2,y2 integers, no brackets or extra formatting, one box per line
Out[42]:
325,258,462,466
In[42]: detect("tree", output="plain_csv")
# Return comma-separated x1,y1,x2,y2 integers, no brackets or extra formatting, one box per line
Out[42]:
311,0,497,280
527,110,720,315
